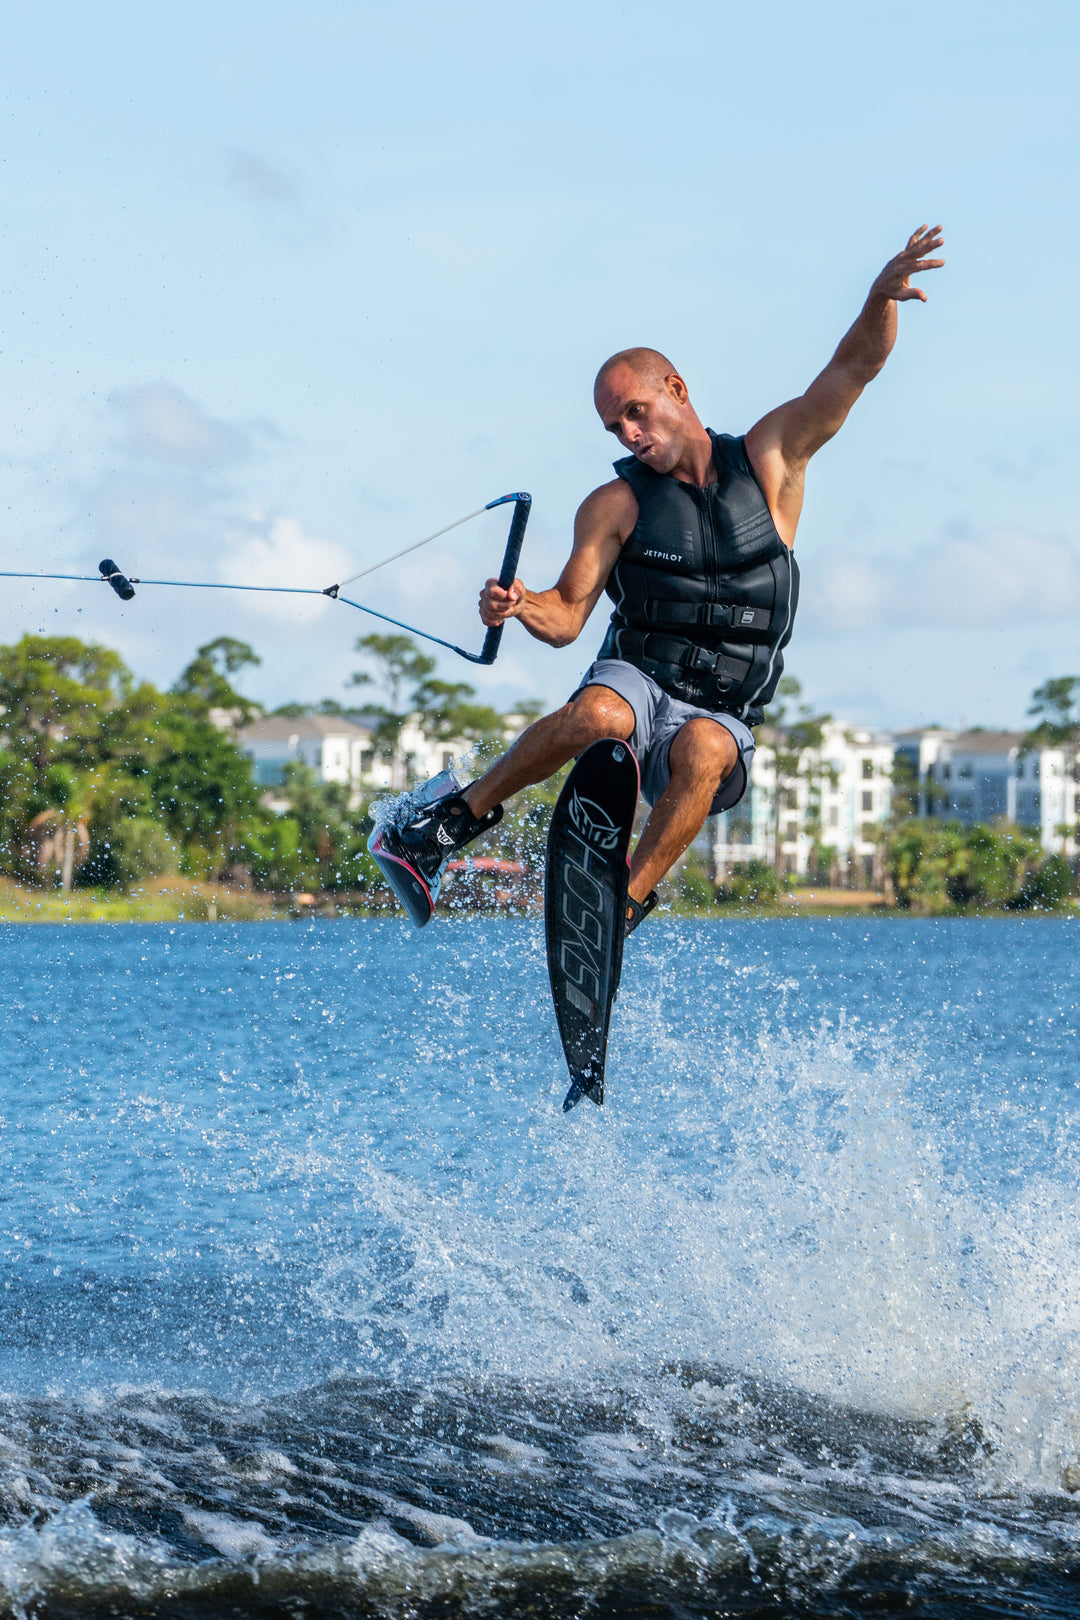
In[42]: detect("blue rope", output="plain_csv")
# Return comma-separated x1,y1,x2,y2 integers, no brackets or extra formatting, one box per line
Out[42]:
0,490,529,663
0,570,475,658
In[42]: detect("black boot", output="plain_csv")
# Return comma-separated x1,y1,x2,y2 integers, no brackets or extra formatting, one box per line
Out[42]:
625,890,658,936
383,792,502,882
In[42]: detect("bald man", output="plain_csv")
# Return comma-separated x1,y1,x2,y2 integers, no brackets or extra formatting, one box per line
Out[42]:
388,227,944,930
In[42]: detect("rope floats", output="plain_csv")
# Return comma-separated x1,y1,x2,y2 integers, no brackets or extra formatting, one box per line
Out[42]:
0,492,531,667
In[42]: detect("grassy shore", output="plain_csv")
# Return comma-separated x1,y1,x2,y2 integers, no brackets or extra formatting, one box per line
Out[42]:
0,876,276,923
0,877,1074,924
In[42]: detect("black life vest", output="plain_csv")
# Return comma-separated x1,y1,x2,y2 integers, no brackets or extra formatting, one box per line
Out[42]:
597,430,799,726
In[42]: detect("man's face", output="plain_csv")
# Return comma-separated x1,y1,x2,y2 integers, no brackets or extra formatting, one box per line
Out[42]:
594,364,691,474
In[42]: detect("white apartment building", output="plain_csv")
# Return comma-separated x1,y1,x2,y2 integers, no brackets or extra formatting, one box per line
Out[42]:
238,713,524,803
238,716,376,802
709,720,894,884
893,728,1079,856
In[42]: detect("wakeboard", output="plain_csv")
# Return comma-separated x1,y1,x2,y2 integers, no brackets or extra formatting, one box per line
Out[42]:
545,738,639,1111
368,769,461,930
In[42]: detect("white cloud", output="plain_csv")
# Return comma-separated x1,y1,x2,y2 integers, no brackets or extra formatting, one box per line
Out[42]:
109,383,253,467
801,527,1080,633
218,514,352,622
224,149,305,214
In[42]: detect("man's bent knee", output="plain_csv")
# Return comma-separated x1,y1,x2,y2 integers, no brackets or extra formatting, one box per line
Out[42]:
564,684,635,745
668,718,739,787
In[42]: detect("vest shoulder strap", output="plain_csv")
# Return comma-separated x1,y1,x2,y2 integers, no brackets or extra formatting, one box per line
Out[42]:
612,453,655,498
614,430,748,494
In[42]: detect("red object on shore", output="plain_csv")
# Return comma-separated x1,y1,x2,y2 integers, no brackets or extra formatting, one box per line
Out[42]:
443,857,535,911
444,858,525,875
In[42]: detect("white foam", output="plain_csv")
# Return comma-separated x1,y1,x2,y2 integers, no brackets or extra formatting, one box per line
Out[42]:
182,1509,277,1559
308,1014,1080,1492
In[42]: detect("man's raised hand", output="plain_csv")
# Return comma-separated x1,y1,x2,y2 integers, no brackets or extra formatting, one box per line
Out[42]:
871,224,945,304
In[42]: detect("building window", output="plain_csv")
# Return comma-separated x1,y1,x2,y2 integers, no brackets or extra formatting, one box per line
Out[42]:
942,763,951,781
828,806,839,828
861,790,873,813
1016,759,1024,778
1033,791,1041,813
861,758,873,779
783,789,798,810
441,750,455,771
958,762,972,779
1075,792,1080,814
359,750,374,775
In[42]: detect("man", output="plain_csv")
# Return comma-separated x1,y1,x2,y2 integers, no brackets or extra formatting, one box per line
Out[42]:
386,225,944,929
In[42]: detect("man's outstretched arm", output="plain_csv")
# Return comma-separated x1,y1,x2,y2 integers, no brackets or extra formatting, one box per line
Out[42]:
746,224,945,544
477,478,636,647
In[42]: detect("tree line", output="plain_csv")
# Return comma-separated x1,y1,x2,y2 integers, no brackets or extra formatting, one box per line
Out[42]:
0,630,528,897
2,627,1076,911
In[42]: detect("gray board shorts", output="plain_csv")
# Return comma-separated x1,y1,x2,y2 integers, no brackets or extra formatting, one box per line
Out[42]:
572,657,756,817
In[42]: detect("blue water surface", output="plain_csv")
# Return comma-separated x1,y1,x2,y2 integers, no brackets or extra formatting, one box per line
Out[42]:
0,915,1078,1617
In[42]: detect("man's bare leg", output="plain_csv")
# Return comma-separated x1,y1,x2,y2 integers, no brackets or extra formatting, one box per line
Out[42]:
627,719,738,903
463,685,635,819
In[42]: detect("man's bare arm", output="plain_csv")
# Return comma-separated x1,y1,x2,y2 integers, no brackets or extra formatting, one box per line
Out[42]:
478,479,636,647
746,225,945,543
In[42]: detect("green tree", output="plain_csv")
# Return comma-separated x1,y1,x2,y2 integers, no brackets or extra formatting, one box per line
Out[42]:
0,635,130,779
0,637,135,885
1011,852,1075,910
0,632,277,891
350,631,508,778
147,713,263,878
1023,675,1080,853
172,636,262,722
412,674,505,746
886,821,1045,912
276,761,359,889
240,813,306,891
1025,675,1080,747
886,821,967,912
350,633,437,762
714,858,780,908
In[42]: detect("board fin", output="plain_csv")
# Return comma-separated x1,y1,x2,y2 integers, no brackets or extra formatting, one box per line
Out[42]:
562,1063,605,1112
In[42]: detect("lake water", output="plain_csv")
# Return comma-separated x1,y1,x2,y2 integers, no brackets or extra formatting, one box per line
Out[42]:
1,916,1078,1617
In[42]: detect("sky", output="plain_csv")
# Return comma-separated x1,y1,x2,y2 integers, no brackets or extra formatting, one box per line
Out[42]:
2,0,1077,731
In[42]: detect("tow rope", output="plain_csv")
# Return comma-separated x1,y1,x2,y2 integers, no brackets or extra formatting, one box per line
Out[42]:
0,491,531,667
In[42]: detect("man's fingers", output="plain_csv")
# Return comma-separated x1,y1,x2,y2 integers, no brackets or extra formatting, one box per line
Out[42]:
904,226,944,255
478,576,524,626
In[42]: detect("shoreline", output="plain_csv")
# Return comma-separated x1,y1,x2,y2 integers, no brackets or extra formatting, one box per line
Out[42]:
0,877,1074,925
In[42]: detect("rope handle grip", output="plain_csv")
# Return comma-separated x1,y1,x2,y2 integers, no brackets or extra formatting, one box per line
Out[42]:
477,493,532,666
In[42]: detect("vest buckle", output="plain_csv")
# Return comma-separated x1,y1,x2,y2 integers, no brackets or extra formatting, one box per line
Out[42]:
685,645,721,675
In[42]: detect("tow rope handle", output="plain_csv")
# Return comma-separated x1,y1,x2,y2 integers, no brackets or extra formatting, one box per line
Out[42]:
477,492,532,666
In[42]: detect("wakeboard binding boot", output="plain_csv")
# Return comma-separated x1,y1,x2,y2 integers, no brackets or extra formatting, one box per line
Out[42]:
369,775,503,927
625,890,658,936
386,793,502,884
